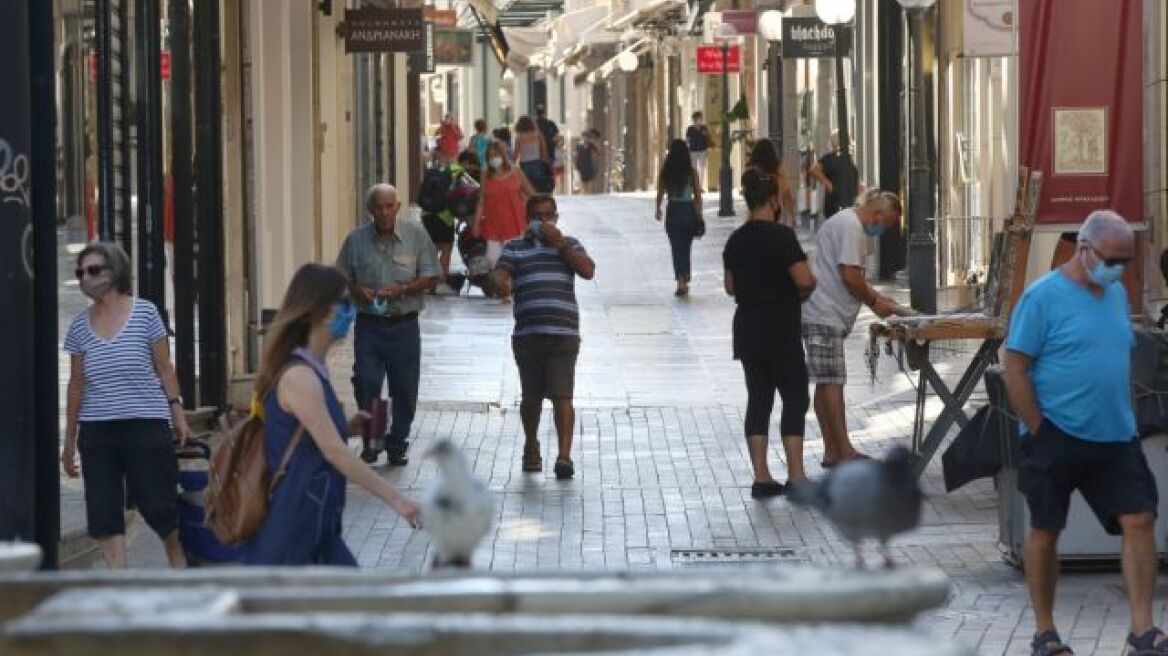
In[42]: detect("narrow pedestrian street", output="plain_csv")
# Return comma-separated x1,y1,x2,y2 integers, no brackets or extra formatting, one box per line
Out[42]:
55,193,1163,655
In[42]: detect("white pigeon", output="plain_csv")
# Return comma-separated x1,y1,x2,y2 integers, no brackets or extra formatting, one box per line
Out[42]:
421,439,495,569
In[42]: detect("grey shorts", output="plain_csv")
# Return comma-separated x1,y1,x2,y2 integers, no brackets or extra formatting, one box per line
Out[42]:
802,323,848,385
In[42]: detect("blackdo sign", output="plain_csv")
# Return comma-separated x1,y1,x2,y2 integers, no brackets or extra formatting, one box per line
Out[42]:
781,16,852,58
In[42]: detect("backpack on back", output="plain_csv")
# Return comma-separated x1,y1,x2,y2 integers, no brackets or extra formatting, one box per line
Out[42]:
204,406,304,546
418,167,454,214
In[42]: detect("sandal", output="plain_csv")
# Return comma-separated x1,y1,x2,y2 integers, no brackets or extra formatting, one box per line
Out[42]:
1031,630,1073,656
820,452,873,469
553,457,575,480
1127,627,1168,654
522,441,542,473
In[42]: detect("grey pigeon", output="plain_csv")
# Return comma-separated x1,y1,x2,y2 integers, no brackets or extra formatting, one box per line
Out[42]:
788,446,923,568
422,439,495,569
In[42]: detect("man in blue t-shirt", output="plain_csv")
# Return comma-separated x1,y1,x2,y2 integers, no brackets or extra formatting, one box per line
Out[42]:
685,112,711,192
494,195,595,481
1003,210,1165,655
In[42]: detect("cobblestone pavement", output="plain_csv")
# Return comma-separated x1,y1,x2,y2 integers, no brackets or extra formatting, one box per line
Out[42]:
61,194,1167,655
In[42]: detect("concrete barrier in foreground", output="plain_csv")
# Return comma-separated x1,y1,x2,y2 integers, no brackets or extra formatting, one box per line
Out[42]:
0,566,964,655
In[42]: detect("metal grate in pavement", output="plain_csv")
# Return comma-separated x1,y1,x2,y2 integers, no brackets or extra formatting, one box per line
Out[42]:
670,548,808,566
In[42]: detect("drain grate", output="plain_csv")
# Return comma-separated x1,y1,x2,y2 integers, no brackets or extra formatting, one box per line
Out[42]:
670,548,808,566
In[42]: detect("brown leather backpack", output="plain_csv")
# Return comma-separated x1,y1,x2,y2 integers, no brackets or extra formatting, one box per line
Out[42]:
204,412,304,546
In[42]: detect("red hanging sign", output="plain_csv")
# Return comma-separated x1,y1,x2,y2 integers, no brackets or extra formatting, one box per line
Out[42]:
1019,0,1143,224
696,45,740,74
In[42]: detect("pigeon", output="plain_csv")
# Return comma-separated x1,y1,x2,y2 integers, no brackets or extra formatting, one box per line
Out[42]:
421,439,495,569
787,446,923,568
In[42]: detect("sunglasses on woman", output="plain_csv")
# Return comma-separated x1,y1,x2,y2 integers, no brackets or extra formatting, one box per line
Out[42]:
74,264,110,279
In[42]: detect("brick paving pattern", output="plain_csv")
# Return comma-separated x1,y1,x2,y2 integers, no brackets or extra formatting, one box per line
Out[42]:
59,194,1168,655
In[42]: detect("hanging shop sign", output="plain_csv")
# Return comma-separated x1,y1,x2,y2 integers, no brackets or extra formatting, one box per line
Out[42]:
1019,0,1142,224
720,10,757,35
407,21,436,73
424,9,458,28
696,44,741,74
343,8,425,53
780,16,851,58
435,29,474,65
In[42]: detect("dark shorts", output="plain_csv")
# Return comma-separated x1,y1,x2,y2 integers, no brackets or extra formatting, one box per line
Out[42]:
513,335,580,401
78,418,179,539
422,213,455,245
1018,420,1158,535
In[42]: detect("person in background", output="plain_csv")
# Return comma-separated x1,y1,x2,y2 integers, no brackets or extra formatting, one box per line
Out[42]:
336,184,440,466
492,126,513,160
534,103,560,166
420,158,466,292
242,263,420,565
801,190,903,468
685,112,712,193
62,242,192,569
1002,211,1167,656
458,150,481,183
474,140,535,282
809,131,859,220
470,119,492,175
494,195,596,480
575,130,601,194
654,139,703,297
723,170,817,499
436,114,463,165
515,115,552,193
745,140,796,229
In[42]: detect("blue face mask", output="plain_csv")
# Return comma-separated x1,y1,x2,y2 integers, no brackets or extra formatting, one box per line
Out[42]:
327,300,357,340
1088,261,1125,286
527,218,543,239
864,223,886,237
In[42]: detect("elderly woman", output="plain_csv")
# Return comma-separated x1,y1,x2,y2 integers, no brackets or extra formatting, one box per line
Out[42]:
61,242,192,568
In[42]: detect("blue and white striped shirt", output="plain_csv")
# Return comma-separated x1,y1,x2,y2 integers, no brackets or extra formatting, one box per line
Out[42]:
64,298,172,422
496,234,586,338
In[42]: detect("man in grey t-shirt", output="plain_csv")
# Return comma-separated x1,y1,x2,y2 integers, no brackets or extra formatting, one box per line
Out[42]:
802,190,902,467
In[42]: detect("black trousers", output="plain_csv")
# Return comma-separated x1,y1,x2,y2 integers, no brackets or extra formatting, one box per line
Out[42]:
741,345,810,438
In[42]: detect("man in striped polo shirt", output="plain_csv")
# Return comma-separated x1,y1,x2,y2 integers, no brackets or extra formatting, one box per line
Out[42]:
494,195,596,480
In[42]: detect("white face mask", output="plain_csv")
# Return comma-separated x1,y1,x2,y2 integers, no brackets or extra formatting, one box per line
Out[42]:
488,156,504,169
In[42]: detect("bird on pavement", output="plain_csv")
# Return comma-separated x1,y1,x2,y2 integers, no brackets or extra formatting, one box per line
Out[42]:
787,446,923,568
421,439,495,569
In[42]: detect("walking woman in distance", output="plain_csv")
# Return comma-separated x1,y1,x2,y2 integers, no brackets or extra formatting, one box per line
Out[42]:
654,139,704,297
243,263,420,565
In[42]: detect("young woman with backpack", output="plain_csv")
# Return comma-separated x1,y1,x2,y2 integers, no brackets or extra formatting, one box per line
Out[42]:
238,263,420,565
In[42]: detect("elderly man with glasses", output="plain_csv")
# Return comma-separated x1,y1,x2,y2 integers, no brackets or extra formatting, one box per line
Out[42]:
1004,210,1165,656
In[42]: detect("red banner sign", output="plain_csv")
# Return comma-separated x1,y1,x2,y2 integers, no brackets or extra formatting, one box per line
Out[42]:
696,45,740,74
1019,0,1143,224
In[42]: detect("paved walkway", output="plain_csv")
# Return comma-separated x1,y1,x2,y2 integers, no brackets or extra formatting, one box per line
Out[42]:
58,194,1166,655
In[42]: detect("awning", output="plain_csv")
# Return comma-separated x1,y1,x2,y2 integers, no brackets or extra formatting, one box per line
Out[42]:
548,4,610,47
553,20,626,68
502,25,553,71
608,0,686,32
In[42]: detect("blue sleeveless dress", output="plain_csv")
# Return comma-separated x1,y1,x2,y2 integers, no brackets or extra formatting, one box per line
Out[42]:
242,352,355,566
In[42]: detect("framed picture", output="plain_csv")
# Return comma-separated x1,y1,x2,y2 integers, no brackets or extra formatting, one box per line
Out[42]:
1052,107,1107,176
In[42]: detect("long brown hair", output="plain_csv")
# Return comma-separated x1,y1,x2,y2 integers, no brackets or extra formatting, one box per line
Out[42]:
253,263,349,403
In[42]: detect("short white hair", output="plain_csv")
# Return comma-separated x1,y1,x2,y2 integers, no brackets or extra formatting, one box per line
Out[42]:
1078,210,1131,246
365,183,398,209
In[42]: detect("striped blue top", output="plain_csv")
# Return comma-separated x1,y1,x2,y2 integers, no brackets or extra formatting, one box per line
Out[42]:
496,233,586,337
64,298,172,422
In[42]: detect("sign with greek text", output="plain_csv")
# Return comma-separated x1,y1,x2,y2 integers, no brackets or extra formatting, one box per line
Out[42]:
343,8,425,53
781,16,851,58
